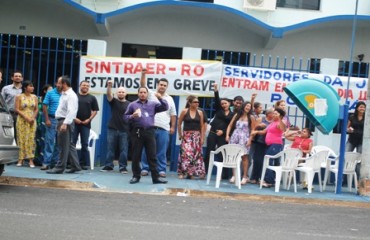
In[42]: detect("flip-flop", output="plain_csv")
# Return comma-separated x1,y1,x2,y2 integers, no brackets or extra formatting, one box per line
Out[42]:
262,182,272,188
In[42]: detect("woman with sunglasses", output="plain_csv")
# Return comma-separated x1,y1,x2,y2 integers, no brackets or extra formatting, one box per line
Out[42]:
177,95,205,179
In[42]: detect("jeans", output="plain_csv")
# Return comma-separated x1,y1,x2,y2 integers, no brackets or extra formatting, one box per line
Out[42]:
264,144,283,184
141,128,169,174
42,118,60,166
345,141,362,154
104,128,128,169
73,124,91,167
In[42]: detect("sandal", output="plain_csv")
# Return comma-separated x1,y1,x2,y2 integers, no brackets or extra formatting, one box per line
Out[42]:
249,179,257,184
261,182,272,188
187,175,194,180
241,178,248,185
229,176,235,183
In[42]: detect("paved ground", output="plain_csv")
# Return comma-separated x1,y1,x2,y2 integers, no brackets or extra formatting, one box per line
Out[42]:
1,164,370,208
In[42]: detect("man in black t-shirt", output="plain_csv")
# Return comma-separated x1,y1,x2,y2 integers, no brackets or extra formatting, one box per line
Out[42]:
100,80,130,173
73,80,99,169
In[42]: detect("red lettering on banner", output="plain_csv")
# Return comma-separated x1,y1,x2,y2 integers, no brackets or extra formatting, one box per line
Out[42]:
112,62,123,73
124,62,134,74
86,61,93,73
181,64,191,76
85,61,167,74
194,65,204,76
359,90,367,100
221,77,269,91
337,88,353,99
274,83,288,92
157,64,166,74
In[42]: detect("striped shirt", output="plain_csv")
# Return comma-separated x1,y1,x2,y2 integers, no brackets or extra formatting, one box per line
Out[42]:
43,88,61,115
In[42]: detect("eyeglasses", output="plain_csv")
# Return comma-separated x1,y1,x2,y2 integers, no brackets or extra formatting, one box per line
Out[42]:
192,101,199,103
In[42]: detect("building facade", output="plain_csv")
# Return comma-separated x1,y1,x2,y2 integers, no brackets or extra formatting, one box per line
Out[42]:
1,0,368,166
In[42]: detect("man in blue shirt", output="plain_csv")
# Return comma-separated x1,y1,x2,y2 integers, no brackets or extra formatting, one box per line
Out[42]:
40,77,62,170
124,86,168,184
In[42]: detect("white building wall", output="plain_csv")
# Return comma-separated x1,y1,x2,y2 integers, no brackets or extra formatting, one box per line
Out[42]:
74,0,370,27
0,0,369,63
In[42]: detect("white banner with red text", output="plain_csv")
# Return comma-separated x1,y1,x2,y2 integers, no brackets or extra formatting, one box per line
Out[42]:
79,57,367,110
80,56,222,96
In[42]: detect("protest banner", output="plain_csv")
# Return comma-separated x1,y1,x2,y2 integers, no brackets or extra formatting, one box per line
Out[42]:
80,56,222,96
220,65,367,110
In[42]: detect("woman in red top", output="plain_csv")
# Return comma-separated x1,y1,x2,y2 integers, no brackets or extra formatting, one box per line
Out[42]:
285,128,313,157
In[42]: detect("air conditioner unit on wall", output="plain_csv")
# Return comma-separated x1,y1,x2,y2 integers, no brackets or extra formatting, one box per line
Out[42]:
243,0,277,11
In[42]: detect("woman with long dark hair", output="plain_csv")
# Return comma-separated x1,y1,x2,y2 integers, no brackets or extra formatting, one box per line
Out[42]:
256,108,286,188
346,101,366,153
15,80,38,167
226,101,256,185
204,84,234,174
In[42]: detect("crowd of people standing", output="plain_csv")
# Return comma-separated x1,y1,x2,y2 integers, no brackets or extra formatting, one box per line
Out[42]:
0,69,366,186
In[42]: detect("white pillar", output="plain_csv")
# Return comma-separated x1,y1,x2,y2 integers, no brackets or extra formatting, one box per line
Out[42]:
176,47,203,145
86,39,107,136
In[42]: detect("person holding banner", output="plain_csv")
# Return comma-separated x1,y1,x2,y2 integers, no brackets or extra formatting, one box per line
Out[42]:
204,83,234,175
100,80,130,173
226,101,256,185
177,95,206,179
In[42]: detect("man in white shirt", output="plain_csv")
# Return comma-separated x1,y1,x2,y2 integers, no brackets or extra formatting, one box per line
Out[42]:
140,69,177,177
47,76,81,174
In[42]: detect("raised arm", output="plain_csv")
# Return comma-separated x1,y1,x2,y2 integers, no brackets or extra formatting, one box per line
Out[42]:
140,69,147,87
106,80,113,102
250,93,257,111
213,83,222,111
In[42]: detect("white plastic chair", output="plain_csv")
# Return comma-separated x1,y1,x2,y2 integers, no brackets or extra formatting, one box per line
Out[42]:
323,152,361,193
311,145,338,185
259,148,302,193
76,130,98,170
206,144,245,189
295,150,329,193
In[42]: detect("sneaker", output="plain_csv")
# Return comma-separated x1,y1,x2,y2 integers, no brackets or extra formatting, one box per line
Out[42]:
100,166,114,172
40,165,50,170
119,167,128,174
